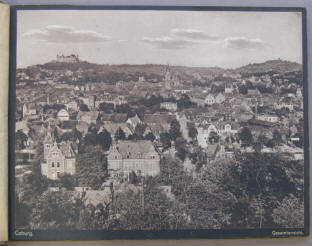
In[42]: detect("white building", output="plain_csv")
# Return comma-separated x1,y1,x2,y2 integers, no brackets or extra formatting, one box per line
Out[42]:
256,114,279,123
197,124,219,148
205,94,215,105
160,102,178,112
215,93,225,104
57,109,70,121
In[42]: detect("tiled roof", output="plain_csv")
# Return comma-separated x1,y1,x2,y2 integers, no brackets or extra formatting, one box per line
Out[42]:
59,120,77,129
128,114,142,125
59,142,76,158
76,121,89,134
77,111,99,121
112,140,158,159
101,113,128,123
101,123,132,136
144,113,176,125
147,124,166,136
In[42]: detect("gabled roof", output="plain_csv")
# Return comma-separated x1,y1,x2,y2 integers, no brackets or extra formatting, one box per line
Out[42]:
77,111,99,121
205,94,215,99
127,114,142,125
101,123,132,135
76,121,89,134
59,142,76,158
216,93,225,98
247,89,261,95
57,109,69,116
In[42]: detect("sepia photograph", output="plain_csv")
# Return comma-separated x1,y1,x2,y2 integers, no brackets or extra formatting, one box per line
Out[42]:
11,7,307,239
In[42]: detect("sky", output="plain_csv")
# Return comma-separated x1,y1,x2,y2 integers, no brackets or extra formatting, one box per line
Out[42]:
17,10,303,68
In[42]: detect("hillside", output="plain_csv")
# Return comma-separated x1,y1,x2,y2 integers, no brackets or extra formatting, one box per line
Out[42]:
235,59,302,74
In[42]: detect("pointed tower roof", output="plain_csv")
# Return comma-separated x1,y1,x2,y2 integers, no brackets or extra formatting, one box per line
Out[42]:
60,142,76,158
44,124,54,144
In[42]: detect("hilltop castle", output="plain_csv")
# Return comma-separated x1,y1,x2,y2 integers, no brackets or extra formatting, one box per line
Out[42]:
56,54,79,63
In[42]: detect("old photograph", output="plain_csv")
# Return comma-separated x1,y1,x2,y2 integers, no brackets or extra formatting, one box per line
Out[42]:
13,8,306,237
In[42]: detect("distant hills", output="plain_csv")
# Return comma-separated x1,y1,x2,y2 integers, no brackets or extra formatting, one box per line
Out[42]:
19,59,302,83
235,59,302,74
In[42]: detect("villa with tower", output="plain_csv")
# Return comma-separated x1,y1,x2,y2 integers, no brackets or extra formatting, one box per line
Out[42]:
41,128,77,180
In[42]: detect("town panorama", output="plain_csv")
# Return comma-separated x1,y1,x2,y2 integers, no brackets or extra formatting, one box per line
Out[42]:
15,54,305,231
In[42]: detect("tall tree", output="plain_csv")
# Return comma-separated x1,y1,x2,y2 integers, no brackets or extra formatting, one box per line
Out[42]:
272,195,304,228
273,129,283,146
144,132,155,142
114,127,126,141
160,132,171,150
169,119,181,141
239,127,253,147
79,103,90,112
188,123,198,141
96,129,112,151
16,130,28,150
134,123,147,139
30,191,84,230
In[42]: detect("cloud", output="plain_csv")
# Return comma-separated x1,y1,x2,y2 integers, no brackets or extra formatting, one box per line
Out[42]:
223,37,268,49
23,25,111,43
171,28,221,41
142,36,197,50
142,28,221,50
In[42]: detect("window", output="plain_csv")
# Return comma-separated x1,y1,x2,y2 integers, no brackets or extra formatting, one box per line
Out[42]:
57,162,60,168
151,156,155,159
115,156,117,159
51,162,55,167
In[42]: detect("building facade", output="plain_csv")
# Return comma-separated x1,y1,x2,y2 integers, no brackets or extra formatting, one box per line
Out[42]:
107,140,160,178
160,102,178,112
41,130,77,180
57,109,70,121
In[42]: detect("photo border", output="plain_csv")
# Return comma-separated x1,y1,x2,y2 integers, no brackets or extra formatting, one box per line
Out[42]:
8,5,309,240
